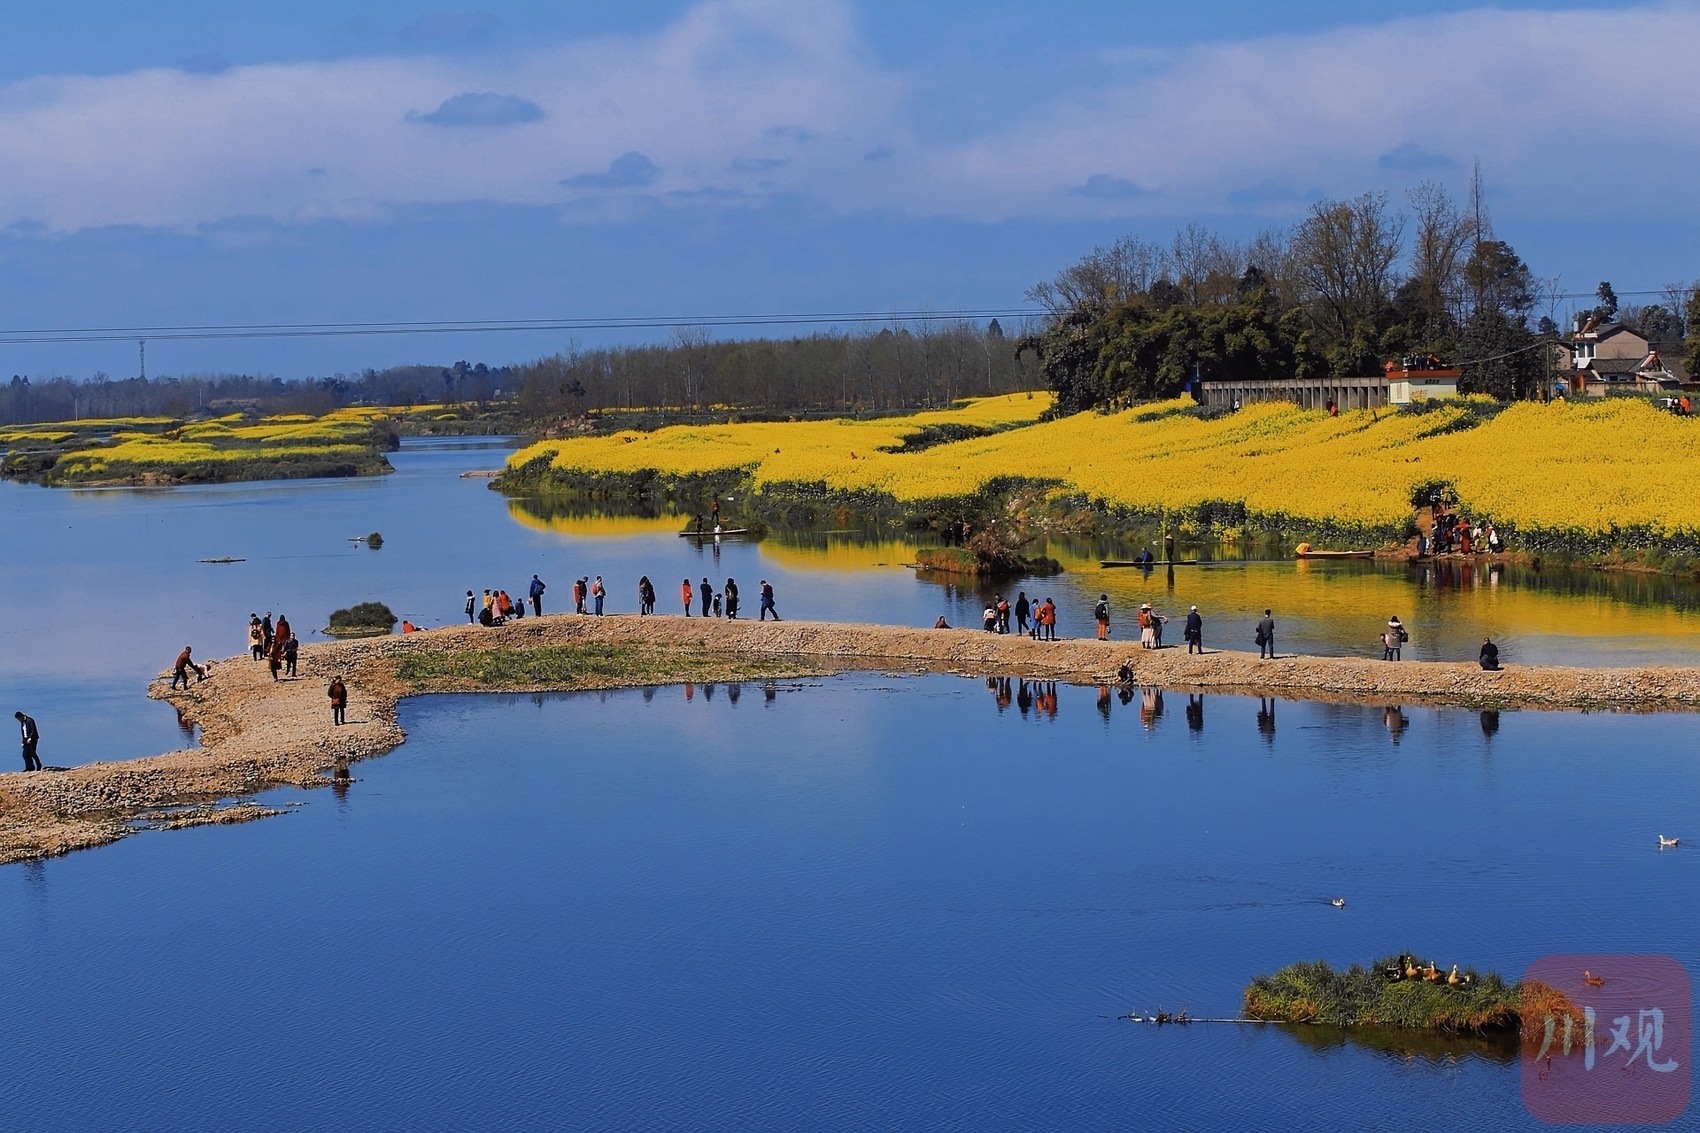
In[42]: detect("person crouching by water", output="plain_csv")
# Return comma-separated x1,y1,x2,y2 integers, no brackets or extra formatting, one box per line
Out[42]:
1479,637,1501,671
328,676,348,726
171,645,203,689
15,711,41,772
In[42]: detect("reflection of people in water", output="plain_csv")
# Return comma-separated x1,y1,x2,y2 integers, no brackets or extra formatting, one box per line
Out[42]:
1097,685,1112,721
1035,682,1059,719
727,683,741,705
1383,706,1408,742
1117,684,1134,706
1256,697,1276,742
1140,687,1163,729
1480,708,1499,737
763,681,777,703
1186,694,1204,732
1017,679,1032,717
995,677,1013,713
685,683,695,701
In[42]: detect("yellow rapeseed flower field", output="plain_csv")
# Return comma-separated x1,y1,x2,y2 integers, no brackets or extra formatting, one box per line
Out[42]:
510,393,1700,546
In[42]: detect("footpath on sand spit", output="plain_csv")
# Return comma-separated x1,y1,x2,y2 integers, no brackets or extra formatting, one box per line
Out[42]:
6,613,1700,865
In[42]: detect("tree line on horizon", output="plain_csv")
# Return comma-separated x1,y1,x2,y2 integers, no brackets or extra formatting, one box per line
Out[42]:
1021,175,1700,413
0,321,1040,427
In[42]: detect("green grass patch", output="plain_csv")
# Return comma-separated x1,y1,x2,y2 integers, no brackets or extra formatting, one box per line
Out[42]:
393,643,814,689
1243,956,1523,1033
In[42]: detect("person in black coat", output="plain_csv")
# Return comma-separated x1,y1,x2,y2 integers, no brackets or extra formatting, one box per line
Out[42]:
1184,606,1203,654
1479,637,1500,670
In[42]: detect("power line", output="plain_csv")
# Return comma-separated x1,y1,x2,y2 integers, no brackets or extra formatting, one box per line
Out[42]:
0,309,1040,346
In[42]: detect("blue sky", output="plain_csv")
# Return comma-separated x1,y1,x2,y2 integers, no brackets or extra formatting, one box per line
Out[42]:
2,0,1695,379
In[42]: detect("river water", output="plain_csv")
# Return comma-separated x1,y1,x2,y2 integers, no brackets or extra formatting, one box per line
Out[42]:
3,674,1697,1130
2,439,1698,1129
4,436,1700,766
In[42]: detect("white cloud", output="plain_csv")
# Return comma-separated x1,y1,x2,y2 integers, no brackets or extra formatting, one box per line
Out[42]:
1,0,1697,233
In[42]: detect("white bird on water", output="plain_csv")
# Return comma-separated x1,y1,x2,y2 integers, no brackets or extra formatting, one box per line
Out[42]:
1330,898,1347,908
1658,835,1680,848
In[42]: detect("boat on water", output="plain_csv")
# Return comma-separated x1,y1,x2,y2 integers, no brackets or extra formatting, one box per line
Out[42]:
1292,544,1373,561
1100,559,1201,568
679,527,753,539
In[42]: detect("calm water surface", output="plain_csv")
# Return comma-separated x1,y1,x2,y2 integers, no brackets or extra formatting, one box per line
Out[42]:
2,673,1696,1130
7,437,1700,766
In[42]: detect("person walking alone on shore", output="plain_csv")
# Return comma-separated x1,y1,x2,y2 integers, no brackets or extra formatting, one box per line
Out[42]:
1095,594,1110,641
1256,610,1276,659
15,711,41,772
1184,606,1203,654
682,579,694,616
529,574,547,616
328,676,348,726
759,580,779,621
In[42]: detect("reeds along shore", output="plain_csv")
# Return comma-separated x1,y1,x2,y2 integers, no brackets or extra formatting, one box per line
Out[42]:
5,615,1700,868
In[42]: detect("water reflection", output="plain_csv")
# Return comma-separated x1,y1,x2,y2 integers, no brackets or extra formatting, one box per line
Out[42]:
1281,1023,1520,1066
1481,709,1500,738
1383,706,1409,744
1257,697,1277,744
1186,694,1204,732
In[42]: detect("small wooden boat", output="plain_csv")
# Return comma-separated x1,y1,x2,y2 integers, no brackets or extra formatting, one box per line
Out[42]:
199,557,246,564
679,527,751,538
1100,559,1200,568
1295,549,1374,560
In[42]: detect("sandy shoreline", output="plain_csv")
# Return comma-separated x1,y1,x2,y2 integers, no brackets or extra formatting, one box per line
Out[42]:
5,614,1700,866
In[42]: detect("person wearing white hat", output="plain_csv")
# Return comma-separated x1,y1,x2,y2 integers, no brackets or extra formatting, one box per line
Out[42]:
1139,603,1156,650
1184,605,1203,654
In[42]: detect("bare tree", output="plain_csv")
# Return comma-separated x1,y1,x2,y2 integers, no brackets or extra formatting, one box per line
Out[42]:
1289,192,1406,342
1406,181,1473,333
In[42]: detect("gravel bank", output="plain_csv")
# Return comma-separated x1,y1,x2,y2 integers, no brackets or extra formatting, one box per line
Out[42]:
5,614,1698,865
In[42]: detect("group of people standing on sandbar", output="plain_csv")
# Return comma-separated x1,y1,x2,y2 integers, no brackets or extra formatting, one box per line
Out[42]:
464,573,779,623
247,612,298,680
676,576,780,620
467,576,558,626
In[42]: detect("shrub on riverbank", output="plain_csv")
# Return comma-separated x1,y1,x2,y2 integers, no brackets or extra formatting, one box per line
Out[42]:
327,602,398,634
1243,957,1521,1032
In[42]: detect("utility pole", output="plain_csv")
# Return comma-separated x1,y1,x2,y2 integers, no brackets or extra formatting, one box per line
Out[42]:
139,339,146,381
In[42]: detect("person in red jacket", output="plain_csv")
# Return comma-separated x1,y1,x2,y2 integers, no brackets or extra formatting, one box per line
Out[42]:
681,578,694,616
